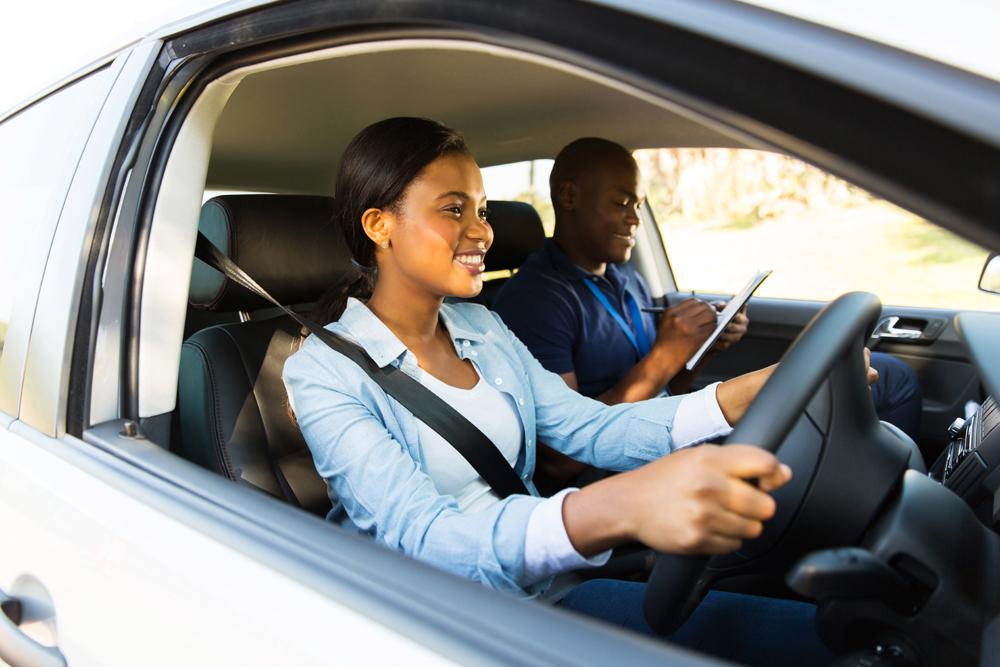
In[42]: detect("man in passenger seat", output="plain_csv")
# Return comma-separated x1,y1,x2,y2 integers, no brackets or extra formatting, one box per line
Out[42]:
492,137,923,491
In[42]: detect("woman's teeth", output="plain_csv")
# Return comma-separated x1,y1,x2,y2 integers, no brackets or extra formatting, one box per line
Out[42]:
456,255,483,265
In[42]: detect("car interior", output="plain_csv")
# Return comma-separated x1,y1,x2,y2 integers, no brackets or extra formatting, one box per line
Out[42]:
105,34,1000,665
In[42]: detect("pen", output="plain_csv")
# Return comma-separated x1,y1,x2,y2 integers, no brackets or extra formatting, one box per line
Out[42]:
642,292,697,313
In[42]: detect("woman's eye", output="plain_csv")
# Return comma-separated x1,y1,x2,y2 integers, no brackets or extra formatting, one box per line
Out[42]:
444,205,463,216
479,208,490,221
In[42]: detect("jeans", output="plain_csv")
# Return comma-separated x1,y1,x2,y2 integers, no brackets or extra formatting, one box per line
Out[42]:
869,352,922,441
558,579,832,666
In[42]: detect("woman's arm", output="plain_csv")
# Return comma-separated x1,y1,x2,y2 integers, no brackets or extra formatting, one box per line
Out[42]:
491,310,755,470
716,365,774,424
284,343,545,593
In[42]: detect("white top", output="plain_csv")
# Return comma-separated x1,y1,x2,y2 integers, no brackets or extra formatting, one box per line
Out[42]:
416,365,733,586
417,369,523,513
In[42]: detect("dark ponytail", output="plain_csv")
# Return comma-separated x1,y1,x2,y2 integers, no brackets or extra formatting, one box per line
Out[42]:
309,117,470,326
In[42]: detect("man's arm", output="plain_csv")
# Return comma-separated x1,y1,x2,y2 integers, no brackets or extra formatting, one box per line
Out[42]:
668,304,750,394
571,298,717,405
560,337,689,404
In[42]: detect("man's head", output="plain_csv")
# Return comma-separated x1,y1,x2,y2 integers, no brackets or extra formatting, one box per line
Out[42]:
549,137,643,270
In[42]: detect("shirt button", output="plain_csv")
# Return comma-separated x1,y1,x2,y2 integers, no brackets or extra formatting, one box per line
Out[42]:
494,377,503,386
518,398,525,406
462,340,470,348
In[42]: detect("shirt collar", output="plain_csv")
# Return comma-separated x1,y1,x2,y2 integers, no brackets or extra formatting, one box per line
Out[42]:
333,298,408,368
331,297,484,369
439,303,486,345
544,238,631,289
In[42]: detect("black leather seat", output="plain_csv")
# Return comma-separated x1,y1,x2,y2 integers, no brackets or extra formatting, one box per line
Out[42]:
178,196,542,516
471,200,545,307
178,194,348,515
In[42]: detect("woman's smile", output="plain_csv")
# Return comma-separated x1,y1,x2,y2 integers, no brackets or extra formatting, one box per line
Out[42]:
455,250,486,275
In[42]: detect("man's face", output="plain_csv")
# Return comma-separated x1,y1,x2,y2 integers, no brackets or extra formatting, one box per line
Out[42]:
573,159,643,265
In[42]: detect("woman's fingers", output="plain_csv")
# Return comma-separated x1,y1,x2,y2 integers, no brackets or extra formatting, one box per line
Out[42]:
721,476,778,521
706,508,765,540
864,347,879,385
715,444,785,481
758,463,793,492
697,535,744,555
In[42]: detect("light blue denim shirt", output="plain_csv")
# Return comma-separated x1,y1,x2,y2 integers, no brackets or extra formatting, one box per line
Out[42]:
282,297,684,596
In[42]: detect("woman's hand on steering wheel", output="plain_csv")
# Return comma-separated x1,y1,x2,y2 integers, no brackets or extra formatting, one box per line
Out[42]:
622,445,792,555
563,444,791,558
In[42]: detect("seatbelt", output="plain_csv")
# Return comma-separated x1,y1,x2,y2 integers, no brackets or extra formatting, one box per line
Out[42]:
194,233,530,498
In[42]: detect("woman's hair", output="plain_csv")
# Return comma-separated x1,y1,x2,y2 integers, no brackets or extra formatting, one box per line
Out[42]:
309,117,471,325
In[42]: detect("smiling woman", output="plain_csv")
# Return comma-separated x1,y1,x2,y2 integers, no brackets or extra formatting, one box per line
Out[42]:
278,116,840,666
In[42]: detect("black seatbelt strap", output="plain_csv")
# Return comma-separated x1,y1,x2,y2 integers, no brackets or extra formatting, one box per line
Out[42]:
194,233,530,498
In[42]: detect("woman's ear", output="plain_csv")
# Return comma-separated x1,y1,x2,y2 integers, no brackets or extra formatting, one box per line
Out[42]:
360,207,392,248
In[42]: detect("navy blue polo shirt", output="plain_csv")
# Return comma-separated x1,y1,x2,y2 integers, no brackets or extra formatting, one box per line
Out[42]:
493,239,657,398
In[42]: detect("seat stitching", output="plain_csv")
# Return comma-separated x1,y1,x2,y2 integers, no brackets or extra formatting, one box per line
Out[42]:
184,339,237,480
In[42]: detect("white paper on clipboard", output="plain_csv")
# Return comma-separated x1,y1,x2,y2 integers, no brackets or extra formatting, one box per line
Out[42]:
685,270,772,371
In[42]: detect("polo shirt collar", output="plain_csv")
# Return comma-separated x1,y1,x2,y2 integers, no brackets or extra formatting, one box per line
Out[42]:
544,238,631,288
331,297,484,369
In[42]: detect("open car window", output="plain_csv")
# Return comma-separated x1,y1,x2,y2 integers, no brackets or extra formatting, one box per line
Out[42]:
636,148,1000,311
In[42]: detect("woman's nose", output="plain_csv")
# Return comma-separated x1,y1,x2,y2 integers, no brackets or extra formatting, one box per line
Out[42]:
468,215,493,246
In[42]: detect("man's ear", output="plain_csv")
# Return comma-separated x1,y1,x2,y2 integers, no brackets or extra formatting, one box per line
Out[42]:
556,180,577,212
360,207,393,247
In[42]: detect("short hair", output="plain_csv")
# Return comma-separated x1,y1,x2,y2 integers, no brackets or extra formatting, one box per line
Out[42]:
549,137,635,207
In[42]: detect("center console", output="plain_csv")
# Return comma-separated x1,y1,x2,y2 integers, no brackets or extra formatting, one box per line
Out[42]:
930,396,1000,526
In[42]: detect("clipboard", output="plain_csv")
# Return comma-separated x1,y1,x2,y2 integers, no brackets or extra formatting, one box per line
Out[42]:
685,270,772,371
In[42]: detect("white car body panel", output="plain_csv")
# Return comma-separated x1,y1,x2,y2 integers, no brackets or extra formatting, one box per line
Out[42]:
0,423,451,666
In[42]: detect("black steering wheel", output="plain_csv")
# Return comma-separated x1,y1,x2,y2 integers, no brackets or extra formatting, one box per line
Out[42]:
643,292,915,634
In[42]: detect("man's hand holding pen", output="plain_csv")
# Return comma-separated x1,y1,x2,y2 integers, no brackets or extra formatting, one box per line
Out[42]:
642,297,750,355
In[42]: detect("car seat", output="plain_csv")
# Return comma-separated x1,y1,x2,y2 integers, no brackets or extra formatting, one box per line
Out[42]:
467,200,545,307
178,194,346,515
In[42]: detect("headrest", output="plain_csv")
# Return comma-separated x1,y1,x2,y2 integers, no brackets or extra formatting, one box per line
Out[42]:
486,200,546,272
190,195,348,312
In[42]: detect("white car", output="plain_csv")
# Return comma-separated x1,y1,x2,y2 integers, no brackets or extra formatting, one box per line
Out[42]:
2,1,999,665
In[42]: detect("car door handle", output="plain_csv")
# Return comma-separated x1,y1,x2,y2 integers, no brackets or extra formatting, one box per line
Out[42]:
0,589,66,667
872,316,923,340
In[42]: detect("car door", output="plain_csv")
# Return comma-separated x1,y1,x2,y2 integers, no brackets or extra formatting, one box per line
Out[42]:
0,40,451,667
0,4,730,667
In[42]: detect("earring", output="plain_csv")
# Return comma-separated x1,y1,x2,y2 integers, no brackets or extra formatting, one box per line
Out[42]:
380,239,390,249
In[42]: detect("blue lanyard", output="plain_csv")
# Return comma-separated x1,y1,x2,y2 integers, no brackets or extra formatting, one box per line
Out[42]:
583,278,652,358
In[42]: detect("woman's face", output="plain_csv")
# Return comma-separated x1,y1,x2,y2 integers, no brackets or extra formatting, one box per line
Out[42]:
377,153,493,299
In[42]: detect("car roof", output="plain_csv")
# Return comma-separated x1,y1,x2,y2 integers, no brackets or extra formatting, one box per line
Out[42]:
736,0,1000,83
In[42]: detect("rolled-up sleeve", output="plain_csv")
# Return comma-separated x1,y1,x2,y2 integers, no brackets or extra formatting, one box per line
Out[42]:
672,382,732,447
284,344,545,595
